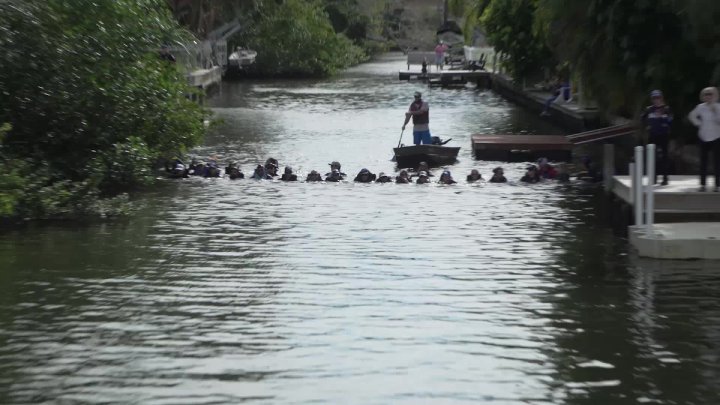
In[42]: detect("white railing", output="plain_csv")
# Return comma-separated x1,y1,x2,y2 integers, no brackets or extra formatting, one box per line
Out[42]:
630,144,656,231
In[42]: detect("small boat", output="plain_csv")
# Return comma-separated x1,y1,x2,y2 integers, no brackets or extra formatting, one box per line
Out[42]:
393,144,460,168
227,47,257,72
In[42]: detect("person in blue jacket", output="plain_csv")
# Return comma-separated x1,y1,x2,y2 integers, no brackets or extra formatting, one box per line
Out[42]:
641,89,673,185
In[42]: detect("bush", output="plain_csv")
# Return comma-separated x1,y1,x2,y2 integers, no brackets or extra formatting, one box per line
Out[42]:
0,0,206,221
243,0,368,77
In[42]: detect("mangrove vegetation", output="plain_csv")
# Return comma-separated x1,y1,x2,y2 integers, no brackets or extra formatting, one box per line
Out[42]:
0,0,206,220
453,0,720,127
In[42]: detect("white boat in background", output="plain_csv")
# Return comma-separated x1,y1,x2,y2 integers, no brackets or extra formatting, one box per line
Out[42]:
228,47,257,71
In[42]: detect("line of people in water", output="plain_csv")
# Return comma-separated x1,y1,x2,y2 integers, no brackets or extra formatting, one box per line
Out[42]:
165,157,599,184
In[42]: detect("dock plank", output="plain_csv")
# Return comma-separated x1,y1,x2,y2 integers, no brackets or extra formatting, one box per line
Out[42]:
612,175,720,213
471,134,572,161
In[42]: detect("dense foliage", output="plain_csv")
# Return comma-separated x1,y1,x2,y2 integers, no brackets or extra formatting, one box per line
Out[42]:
0,0,206,220
481,0,551,81
454,0,720,128
534,0,720,119
238,0,368,76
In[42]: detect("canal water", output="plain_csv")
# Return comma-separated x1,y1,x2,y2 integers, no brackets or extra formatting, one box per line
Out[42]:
2,54,720,404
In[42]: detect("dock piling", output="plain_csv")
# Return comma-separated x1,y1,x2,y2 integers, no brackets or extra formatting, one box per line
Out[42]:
646,144,656,231
603,143,614,192
633,146,644,226
629,163,635,205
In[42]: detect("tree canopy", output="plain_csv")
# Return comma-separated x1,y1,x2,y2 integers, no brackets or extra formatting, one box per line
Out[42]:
0,0,206,220
454,0,720,122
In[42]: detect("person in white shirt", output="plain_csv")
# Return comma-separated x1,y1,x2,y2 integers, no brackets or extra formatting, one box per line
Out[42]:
688,87,720,191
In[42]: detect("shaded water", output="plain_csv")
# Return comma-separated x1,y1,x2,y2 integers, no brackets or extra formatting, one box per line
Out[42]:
2,54,720,404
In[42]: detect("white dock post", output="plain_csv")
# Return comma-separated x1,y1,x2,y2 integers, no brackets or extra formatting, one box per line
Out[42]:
634,146,644,226
603,143,614,192
646,144,656,231
629,162,635,205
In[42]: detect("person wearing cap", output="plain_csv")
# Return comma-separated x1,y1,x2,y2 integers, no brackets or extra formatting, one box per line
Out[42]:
225,161,244,180
395,170,411,184
204,159,221,178
416,171,431,184
353,168,376,183
325,169,344,182
402,92,432,145
520,165,540,183
438,170,456,184
641,89,673,185
466,169,483,182
489,167,507,183
536,157,558,179
165,157,188,178
326,161,347,179
306,170,323,182
250,164,272,180
688,87,720,191
265,158,280,177
376,172,392,183
280,166,298,181
416,161,434,176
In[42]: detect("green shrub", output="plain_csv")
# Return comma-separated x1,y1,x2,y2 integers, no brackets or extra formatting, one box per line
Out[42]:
0,0,206,221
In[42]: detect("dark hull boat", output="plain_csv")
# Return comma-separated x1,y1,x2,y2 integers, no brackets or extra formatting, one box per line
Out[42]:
393,145,460,168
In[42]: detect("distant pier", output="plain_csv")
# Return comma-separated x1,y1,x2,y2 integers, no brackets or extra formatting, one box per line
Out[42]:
399,70,491,87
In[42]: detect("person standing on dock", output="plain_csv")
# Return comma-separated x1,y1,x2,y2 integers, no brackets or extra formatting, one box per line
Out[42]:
402,91,432,145
688,87,720,191
641,89,673,185
434,41,448,71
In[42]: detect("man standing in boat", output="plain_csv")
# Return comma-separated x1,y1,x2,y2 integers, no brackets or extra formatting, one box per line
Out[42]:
402,91,432,145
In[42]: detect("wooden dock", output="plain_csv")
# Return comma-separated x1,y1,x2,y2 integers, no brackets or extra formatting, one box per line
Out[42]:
471,134,573,162
471,124,636,162
611,175,720,214
399,70,491,87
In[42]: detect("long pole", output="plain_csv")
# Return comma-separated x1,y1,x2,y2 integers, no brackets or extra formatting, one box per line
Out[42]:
634,146,644,226
629,163,635,206
646,144,656,232
397,128,405,148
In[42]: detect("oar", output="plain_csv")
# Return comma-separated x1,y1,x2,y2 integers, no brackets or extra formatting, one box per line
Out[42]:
391,128,405,162
397,128,405,148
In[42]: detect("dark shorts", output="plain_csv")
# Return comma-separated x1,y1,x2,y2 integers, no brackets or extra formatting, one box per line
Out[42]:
413,130,432,145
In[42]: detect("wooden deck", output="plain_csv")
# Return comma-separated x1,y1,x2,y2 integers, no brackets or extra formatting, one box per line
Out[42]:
399,70,490,86
471,134,573,162
471,125,636,162
612,175,720,213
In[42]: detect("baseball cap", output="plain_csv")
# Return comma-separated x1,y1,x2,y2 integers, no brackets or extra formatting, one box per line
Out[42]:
650,89,663,98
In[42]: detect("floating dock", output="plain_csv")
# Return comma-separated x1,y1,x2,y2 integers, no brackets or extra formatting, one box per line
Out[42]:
629,223,720,260
611,175,720,214
471,134,573,162
615,144,720,259
399,70,491,87
471,125,635,162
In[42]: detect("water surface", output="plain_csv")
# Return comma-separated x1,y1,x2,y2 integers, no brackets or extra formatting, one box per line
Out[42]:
1,54,719,405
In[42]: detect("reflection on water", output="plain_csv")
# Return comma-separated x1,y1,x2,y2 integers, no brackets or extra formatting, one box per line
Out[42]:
1,54,719,404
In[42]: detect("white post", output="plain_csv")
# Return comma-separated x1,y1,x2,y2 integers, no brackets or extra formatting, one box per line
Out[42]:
634,146,644,226
629,163,635,205
603,143,614,192
646,144,656,232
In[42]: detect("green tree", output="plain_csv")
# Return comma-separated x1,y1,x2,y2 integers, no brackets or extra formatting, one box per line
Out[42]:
0,0,206,220
535,0,720,124
480,0,552,80
242,0,367,76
